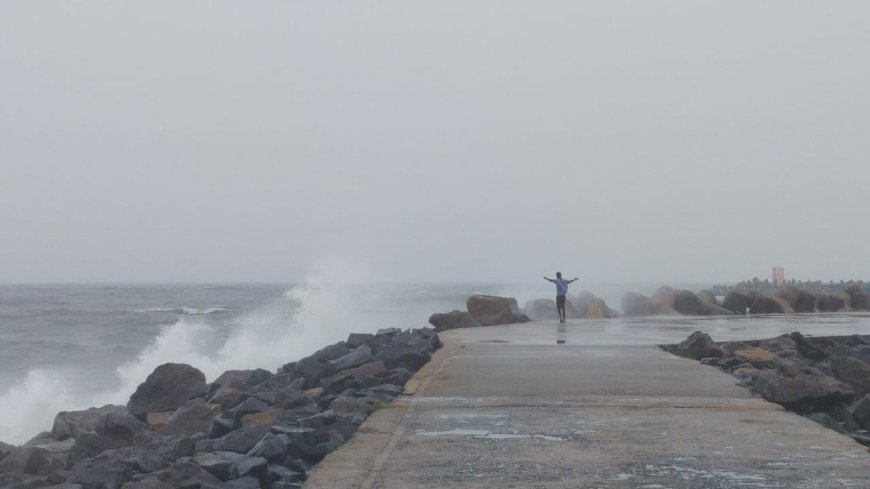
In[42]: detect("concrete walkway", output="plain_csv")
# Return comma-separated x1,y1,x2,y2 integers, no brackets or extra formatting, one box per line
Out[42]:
305,319,870,488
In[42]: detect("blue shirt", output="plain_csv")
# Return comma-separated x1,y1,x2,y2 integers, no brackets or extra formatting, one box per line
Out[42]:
553,278,570,296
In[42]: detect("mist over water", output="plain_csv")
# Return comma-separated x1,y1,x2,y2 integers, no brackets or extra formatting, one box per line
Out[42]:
0,261,500,444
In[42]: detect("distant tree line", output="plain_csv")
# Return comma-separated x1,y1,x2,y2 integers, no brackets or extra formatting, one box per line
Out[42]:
711,279,870,296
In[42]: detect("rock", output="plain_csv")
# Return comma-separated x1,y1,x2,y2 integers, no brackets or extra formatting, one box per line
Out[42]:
648,286,681,315
66,458,131,489
208,384,253,411
374,345,430,371
672,290,711,316
212,370,253,389
228,455,268,481
192,451,247,481
268,427,322,460
224,398,271,424
330,397,373,425
620,292,652,317
127,363,208,417
159,402,222,437
697,290,719,306
0,474,52,489
512,313,531,323
733,347,777,368
843,344,870,365
0,440,13,460
751,371,854,412
345,333,376,349
0,447,52,475
818,293,851,312
245,369,273,387
748,294,785,314
669,331,725,360
51,405,127,441
265,464,305,486
340,361,387,383
466,294,515,326
68,433,129,464
850,394,870,429
428,310,482,332
246,433,288,462
241,410,282,429
777,287,817,313
123,477,174,489
375,328,401,337
722,291,753,315
828,405,862,433
218,426,272,454
806,413,848,434
328,344,372,371
226,476,261,489
772,297,795,314
150,460,225,489
94,412,147,444
145,412,172,429
574,292,617,319
831,356,870,397
846,286,870,310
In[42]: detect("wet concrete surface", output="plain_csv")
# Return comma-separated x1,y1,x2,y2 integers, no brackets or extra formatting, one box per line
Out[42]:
304,316,870,488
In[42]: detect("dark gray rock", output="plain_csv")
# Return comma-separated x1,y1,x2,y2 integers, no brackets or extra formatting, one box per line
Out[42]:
0,447,52,475
328,344,372,371
159,401,222,437
95,412,147,444
818,293,851,312
831,356,870,397
777,287,817,313
228,455,267,481
265,463,304,485
512,313,530,323
245,369,273,387
842,345,870,365
127,363,208,417
246,433,288,462
428,310,482,332
846,285,870,310
851,394,870,430
751,370,854,412
722,291,753,314
749,294,785,314
68,433,130,464
375,328,401,337
374,345,430,371
0,440,14,460
669,331,725,360
346,333,376,349
224,398,270,424
0,473,51,489
218,426,271,454
192,451,247,481
209,416,237,438
226,476,261,489
672,290,711,316
807,413,848,434
51,405,127,441
151,460,225,489
66,458,131,489
122,479,173,489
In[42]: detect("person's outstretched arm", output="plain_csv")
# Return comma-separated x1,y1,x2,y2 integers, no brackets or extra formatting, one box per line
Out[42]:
568,277,578,283
543,275,554,282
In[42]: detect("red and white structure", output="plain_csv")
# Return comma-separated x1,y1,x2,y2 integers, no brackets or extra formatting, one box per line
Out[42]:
772,267,785,286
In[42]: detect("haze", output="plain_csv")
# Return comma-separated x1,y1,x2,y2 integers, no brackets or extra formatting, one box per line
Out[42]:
2,1,868,284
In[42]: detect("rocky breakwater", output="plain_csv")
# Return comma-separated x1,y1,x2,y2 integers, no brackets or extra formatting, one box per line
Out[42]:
665,330,870,447
622,286,734,317
428,294,530,332
0,327,440,489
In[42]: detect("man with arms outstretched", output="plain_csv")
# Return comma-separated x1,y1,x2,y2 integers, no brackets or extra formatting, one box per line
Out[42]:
544,272,578,323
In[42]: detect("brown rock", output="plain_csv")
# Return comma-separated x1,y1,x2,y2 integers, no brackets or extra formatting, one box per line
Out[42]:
241,410,280,428
466,294,515,326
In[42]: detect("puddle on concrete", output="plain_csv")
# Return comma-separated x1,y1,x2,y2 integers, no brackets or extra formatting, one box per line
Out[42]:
415,429,566,441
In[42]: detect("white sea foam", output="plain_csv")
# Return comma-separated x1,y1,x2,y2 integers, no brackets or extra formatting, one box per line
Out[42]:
0,258,402,445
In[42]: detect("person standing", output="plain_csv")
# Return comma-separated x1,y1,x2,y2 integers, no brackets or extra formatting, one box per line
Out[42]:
544,272,578,323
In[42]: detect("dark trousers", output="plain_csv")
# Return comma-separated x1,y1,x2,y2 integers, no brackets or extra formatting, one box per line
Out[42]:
556,294,566,320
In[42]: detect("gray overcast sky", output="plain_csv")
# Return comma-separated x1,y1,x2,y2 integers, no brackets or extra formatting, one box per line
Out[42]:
1,1,868,284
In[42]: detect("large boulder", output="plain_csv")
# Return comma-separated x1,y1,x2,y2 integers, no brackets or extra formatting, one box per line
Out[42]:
649,286,679,315
0,446,53,475
846,286,870,310
428,310,482,332
777,287,817,313
850,394,870,429
669,331,726,360
127,363,208,417
818,293,852,312
620,292,652,317
697,290,719,306
748,293,785,314
327,344,372,371
466,294,515,326
52,405,127,441
722,291,753,314
575,292,618,319
66,457,132,489
751,371,854,412
672,290,711,316
831,356,870,397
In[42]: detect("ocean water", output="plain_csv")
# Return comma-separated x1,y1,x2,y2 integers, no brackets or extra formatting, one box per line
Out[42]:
1,280,515,445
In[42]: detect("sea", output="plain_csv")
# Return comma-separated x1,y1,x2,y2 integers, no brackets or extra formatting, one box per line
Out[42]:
0,280,561,445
